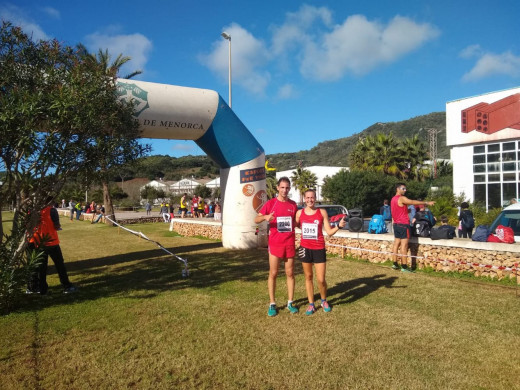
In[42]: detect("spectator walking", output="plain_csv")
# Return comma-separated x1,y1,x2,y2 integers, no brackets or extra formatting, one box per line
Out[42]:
145,201,152,216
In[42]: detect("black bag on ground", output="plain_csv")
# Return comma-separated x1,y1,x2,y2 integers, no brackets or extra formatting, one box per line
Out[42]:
472,225,490,242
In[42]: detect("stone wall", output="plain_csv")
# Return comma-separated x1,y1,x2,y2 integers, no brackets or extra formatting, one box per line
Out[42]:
319,233,520,281
171,220,520,282
170,219,222,241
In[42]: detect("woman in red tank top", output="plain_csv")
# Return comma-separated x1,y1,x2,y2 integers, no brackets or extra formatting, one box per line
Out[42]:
296,189,346,315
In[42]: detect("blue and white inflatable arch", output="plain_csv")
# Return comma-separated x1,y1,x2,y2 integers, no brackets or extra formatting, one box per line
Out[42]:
117,79,268,249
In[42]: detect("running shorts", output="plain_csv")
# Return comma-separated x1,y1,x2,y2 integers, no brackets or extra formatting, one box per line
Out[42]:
393,224,410,239
269,244,296,259
298,247,326,263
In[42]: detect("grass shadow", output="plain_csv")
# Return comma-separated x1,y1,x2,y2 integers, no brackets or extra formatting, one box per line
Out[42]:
325,274,400,306
19,241,269,313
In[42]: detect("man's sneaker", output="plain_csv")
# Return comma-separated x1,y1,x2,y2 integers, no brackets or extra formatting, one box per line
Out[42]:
267,304,277,317
25,289,40,295
287,302,299,314
63,285,77,294
305,304,316,316
322,300,332,313
401,268,414,273
391,264,400,270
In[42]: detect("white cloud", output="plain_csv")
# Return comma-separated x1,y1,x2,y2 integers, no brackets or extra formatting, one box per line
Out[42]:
300,14,440,81
42,7,60,19
172,143,196,151
276,84,298,100
459,44,482,59
85,30,153,76
271,4,332,56
199,23,271,97
0,4,48,41
201,6,439,96
462,51,520,81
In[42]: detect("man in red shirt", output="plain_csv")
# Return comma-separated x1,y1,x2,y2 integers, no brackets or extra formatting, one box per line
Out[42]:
391,183,435,272
255,177,298,317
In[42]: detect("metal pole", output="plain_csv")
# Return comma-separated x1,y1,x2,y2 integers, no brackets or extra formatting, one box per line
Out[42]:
221,32,232,108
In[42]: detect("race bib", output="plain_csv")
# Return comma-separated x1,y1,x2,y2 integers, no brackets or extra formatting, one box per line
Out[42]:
302,222,318,240
276,216,292,233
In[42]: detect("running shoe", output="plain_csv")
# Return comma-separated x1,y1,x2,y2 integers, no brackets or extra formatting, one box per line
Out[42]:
321,300,332,313
267,304,277,317
305,304,316,316
400,268,414,273
63,285,78,294
287,302,299,314
391,264,400,270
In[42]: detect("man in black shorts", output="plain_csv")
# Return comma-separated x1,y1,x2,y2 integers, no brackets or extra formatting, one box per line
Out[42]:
391,183,435,272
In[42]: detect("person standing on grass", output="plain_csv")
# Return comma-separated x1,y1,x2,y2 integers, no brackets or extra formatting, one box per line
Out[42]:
180,193,188,218
27,197,77,294
391,183,435,272
255,176,299,317
296,189,346,315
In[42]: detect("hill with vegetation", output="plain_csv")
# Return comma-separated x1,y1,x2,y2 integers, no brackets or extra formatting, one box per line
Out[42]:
125,111,447,179
267,112,447,171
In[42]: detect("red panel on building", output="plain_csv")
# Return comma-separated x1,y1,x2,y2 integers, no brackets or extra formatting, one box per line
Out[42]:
475,94,520,134
461,102,488,133
461,94,520,134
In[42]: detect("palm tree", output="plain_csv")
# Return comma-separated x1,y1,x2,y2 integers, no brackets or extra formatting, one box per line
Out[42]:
291,167,318,204
265,176,278,199
350,133,402,177
399,134,428,181
80,47,144,224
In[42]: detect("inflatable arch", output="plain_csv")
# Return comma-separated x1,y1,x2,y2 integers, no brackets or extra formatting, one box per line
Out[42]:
117,79,268,249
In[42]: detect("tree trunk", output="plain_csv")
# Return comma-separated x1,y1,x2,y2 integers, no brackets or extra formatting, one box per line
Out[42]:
102,180,115,225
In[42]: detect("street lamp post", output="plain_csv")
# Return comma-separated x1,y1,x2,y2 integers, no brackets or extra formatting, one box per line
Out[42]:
221,32,232,108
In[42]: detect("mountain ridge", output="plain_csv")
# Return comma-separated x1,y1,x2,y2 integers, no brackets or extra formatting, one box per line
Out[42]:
266,111,447,171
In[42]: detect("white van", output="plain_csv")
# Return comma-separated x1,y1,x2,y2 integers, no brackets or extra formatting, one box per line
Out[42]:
489,203,520,242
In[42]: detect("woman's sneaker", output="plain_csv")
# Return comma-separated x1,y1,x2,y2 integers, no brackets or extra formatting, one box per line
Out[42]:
267,304,277,317
321,300,332,313
287,302,299,314
305,304,316,316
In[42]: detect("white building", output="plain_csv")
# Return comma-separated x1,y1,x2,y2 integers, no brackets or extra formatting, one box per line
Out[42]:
447,86,520,209
276,165,347,204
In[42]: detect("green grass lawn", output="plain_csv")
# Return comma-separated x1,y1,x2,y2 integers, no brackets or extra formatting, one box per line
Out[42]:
1,219,520,389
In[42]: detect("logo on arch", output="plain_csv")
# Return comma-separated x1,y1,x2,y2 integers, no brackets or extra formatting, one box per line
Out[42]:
116,82,150,117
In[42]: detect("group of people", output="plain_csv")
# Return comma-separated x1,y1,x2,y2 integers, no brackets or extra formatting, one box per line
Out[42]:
180,193,220,219
68,200,105,223
255,177,345,317
154,195,221,222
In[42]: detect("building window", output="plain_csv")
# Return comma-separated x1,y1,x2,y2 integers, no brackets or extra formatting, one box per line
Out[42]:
472,141,519,209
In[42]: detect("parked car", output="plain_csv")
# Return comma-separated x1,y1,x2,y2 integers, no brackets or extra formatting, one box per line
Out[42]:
489,203,520,242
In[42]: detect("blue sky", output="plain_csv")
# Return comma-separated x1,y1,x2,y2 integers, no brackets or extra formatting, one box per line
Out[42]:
3,1,520,159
